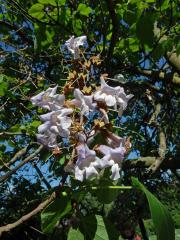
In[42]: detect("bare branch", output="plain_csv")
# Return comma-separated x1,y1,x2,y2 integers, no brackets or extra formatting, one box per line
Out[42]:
0,147,28,172
0,145,43,184
147,129,167,173
32,162,52,190
166,51,180,73
128,66,180,85
123,154,180,170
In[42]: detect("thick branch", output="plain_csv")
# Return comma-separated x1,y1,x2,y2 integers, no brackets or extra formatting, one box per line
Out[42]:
128,66,180,84
0,192,55,236
166,51,180,73
148,129,167,173
123,154,180,170
0,145,43,184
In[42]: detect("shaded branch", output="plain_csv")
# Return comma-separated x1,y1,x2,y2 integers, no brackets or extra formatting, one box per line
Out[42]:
106,0,120,66
0,20,33,45
32,162,51,190
0,192,56,236
0,173,68,236
123,154,180,170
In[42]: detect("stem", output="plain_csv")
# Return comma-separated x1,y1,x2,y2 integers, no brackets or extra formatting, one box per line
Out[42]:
138,218,149,240
90,186,132,190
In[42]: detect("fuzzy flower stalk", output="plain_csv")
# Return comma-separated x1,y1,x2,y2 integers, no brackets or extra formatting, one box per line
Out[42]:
31,36,133,182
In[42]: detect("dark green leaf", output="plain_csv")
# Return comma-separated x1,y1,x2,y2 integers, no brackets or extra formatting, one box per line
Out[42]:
68,228,84,240
93,179,120,204
136,12,157,47
79,215,119,240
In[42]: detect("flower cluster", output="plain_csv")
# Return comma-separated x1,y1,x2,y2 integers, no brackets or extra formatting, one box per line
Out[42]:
31,36,133,182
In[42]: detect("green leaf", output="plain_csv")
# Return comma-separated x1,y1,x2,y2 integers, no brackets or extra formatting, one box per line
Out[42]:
77,3,92,16
30,120,41,128
41,193,71,233
0,75,8,96
38,0,56,6
68,228,84,240
28,3,44,19
34,24,55,52
38,0,66,6
136,12,157,47
79,215,119,240
132,177,175,240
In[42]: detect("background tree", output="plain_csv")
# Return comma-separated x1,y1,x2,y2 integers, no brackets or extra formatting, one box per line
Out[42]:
0,0,179,239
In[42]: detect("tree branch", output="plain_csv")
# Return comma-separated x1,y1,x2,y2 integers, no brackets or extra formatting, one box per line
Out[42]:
0,192,56,236
0,173,68,236
106,0,120,68
123,154,180,170
0,147,28,172
0,145,43,184
148,129,167,173
32,162,51,190
166,51,180,73
127,66,180,85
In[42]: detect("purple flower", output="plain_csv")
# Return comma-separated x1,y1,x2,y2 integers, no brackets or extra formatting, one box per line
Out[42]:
31,86,65,111
38,108,73,138
71,88,96,118
94,76,133,116
65,143,99,182
65,35,87,59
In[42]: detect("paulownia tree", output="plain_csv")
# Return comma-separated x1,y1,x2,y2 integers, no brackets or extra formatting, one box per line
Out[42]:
0,0,179,239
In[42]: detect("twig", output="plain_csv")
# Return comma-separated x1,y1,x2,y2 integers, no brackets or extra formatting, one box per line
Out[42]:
31,162,51,190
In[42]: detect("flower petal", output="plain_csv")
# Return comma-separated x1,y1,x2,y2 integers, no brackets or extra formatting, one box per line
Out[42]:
74,36,87,47
98,145,111,155
85,166,98,179
39,112,54,122
110,163,120,180
38,122,50,133
105,94,116,106
75,166,85,182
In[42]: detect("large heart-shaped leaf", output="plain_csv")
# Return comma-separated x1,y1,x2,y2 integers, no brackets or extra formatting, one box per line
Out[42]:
132,177,175,240
80,215,119,240
68,228,84,240
68,215,120,240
